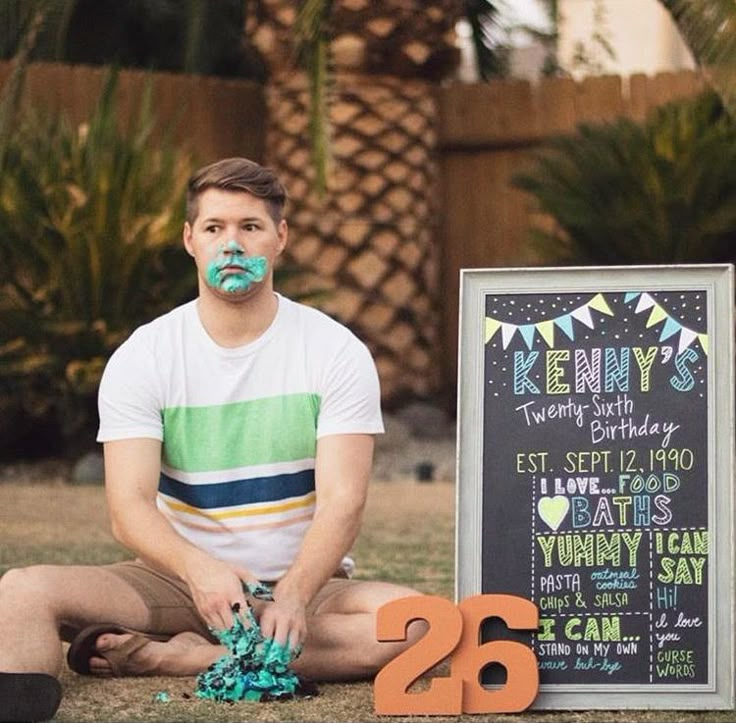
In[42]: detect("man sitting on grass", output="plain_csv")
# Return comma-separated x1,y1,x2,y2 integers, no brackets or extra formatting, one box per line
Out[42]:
0,157,425,722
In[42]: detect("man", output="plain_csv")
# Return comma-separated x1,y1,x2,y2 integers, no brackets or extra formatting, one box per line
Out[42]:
0,157,425,722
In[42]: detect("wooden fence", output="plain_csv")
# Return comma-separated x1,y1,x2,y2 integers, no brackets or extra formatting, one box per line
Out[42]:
436,70,705,397
0,63,707,407
0,62,266,164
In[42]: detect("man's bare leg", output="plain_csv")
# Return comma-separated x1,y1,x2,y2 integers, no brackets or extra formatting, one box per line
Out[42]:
293,581,426,681
0,565,150,676
85,580,424,682
0,564,220,677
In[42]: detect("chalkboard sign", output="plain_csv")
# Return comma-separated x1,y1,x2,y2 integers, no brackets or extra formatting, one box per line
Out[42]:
456,265,734,710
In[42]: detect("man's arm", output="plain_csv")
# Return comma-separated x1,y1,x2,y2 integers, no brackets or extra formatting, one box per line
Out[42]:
258,433,374,649
103,438,255,630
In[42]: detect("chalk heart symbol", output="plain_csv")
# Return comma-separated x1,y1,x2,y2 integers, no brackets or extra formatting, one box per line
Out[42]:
538,495,570,532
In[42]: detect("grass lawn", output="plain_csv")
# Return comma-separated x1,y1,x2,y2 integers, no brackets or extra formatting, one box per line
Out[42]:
0,478,731,722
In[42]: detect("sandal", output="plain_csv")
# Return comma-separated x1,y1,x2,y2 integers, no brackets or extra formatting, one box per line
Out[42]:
66,623,170,676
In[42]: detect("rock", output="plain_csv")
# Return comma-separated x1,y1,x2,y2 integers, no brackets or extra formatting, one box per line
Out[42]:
70,451,104,485
373,424,457,483
375,413,413,452
415,461,435,482
372,403,458,481
394,401,454,439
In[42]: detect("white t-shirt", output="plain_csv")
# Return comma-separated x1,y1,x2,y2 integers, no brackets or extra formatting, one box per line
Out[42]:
97,294,384,579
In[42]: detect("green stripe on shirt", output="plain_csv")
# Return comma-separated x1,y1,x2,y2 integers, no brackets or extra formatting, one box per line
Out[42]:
162,393,321,472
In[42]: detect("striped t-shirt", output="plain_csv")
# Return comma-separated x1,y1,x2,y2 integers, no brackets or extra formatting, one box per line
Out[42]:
97,294,384,579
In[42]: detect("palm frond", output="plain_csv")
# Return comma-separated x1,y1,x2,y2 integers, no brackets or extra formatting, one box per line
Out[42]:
660,0,736,118
512,91,736,266
0,68,195,450
293,0,334,197
464,0,507,79
0,2,45,160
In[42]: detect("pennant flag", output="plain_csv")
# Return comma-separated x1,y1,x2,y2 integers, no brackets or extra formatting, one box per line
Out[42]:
659,316,681,342
646,304,668,328
501,322,517,349
571,304,594,328
588,293,614,316
627,290,706,355
636,293,656,313
519,324,536,350
537,320,555,348
483,292,708,355
555,314,574,340
678,328,697,354
485,317,501,344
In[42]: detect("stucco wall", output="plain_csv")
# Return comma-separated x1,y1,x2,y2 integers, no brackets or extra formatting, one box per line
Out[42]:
558,0,695,79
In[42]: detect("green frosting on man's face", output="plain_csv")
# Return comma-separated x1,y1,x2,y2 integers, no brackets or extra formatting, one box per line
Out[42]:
205,241,268,293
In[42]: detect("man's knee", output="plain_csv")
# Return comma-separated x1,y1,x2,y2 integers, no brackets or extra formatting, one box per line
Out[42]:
364,582,426,615
366,598,429,673
355,616,427,678
0,566,63,605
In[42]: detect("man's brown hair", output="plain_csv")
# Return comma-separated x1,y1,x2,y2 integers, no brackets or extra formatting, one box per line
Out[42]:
186,157,287,225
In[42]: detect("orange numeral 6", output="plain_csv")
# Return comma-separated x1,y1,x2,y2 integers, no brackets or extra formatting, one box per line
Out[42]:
375,593,539,715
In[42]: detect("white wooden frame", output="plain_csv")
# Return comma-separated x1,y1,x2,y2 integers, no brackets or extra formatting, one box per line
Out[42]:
456,265,734,710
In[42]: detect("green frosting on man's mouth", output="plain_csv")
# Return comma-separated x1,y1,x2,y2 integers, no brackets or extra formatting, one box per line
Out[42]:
206,255,268,293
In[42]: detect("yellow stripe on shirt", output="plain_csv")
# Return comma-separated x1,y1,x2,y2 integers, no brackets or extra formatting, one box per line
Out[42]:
160,490,316,520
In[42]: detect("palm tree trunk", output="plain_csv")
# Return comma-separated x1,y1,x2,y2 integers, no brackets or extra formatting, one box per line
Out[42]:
247,0,464,407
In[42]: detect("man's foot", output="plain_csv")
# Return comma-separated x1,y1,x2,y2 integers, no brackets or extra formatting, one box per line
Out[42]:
67,624,225,677
0,672,62,722
90,630,224,676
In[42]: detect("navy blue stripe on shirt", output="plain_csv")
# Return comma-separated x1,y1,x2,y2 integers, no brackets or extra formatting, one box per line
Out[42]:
158,468,316,510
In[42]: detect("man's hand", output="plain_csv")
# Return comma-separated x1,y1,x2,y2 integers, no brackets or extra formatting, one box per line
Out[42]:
184,555,259,631
256,582,308,652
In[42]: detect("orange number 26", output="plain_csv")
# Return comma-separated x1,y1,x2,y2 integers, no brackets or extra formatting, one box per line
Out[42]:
374,594,539,715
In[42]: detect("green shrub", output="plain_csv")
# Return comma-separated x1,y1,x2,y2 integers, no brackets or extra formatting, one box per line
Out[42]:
0,72,197,459
512,91,736,266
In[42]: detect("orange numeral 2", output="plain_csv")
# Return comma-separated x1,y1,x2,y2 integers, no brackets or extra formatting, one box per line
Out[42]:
375,593,539,715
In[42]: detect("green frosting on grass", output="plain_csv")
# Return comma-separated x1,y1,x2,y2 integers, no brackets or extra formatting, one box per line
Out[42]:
195,604,301,703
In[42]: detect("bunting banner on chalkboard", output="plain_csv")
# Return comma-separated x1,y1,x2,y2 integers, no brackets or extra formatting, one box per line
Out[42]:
624,292,708,356
484,293,614,350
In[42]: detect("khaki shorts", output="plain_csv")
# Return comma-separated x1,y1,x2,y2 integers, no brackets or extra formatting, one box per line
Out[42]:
103,560,355,642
